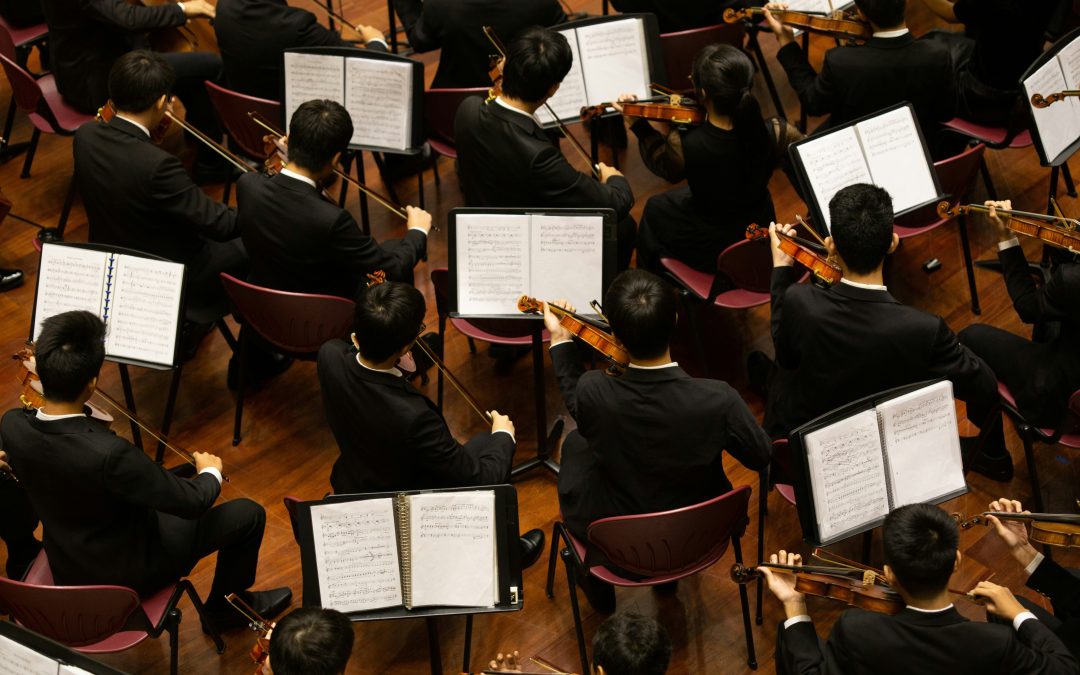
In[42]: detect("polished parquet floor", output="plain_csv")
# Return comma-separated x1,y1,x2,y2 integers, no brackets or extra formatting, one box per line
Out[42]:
1,1,1079,673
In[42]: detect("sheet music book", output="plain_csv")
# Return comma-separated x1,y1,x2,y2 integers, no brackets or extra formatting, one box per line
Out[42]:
1023,33,1080,164
790,103,940,232
31,243,185,369
534,16,654,126
451,211,606,316
283,49,419,152
0,633,60,675
798,381,966,545
308,490,499,613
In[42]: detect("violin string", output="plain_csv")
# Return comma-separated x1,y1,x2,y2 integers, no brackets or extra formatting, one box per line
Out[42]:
411,337,493,425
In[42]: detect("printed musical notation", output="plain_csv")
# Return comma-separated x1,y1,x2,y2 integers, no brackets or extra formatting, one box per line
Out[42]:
310,499,403,613
408,492,498,608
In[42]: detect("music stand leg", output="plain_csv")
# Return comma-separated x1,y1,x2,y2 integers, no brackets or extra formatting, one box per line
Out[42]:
355,153,371,236
156,365,183,463
510,327,562,478
461,615,473,674
426,616,443,675
1063,161,1078,198
118,364,144,449
1048,165,1061,214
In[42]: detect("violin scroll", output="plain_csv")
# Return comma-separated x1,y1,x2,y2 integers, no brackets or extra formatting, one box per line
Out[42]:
730,563,762,584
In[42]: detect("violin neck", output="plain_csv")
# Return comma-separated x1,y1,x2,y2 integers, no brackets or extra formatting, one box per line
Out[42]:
986,512,1080,526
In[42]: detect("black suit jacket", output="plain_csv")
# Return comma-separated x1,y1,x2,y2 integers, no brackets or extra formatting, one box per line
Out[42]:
779,607,1078,674
551,342,771,539
317,339,515,495
40,0,187,113
74,116,238,265
237,172,426,296
1029,557,1080,657
765,267,997,438
393,0,565,88
214,0,384,100
454,97,634,218
0,409,220,593
609,0,726,33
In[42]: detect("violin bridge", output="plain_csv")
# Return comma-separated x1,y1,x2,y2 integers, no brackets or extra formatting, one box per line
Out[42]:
861,570,876,586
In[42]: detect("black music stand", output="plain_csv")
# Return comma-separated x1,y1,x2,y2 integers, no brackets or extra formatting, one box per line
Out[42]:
0,621,129,674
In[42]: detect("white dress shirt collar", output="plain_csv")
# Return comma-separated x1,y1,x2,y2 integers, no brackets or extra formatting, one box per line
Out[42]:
279,167,318,189
840,278,888,292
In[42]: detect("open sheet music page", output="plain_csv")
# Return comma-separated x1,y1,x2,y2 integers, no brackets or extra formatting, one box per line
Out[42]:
407,491,497,608
455,214,531,314
104,255,183,366
795,127,872,232
1058,37,1080,91
33,245,108,341
576,19,651,106
0,633,58,675
535,28,587,125
877,381,965,507
857,107,937,214
529,214,603,313
310,499,403,613
345,58,412,151
805,409,890,543
57,667,93,675
1025,57,1080,162
284,52,345,133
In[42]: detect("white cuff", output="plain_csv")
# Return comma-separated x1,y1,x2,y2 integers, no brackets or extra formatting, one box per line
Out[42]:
493,428,515,444
1024,551,1045,577
998,237,1021,251
199,467,223,486
783,615,812,629
549,338,574,350
408,226,428,236
367,38,388,47
1013,611,1038,631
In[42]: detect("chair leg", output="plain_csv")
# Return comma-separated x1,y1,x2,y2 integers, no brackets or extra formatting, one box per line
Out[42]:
184,580,225,653
1021,431,1045,512
417,169,425,209
232,327,247,445
748,30,786,121
733,537,758,669
216,319,238,353
55,174,78,240
432,156,441,186
957,213,980,315
1,93,16,149
545,524,563,598
167,607,181,675
20,128,40,178
466,337,477,354
979,156,998,200
561,548,590,675
756,471,767,625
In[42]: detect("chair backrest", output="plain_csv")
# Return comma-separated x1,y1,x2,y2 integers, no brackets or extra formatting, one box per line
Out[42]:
204,81,282,160
586,485,751,577
717,236,772,294
423,88,488,149
659,23,746,92
895,143,986,229
0,51,43,116
0,23,17,61
0,576,142,647
220,273,355,355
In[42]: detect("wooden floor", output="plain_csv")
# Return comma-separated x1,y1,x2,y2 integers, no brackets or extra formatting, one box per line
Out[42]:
1,2,1079,673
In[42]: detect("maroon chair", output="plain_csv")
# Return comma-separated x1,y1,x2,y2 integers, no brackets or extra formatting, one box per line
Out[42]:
545,486,757,673
423,87,488,184
659,23,745,92
0,18,48,154
0,551,224,675
941,116,1039,199
220,273,355,445
204,81,282,204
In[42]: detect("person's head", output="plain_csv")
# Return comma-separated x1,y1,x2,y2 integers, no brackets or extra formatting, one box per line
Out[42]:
351,281,426,365
267,607,354,675
286,99,354,177
501,26,573,105
107,50,175,117
604,270,677,361
882,503,961,602
853,0,906,29
591,613,671,675
35,310,106,404
826,183,899,275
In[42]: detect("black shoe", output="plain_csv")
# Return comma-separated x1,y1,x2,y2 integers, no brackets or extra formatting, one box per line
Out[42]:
578,575,616,614
961,436,1014,482
0,268,23,292
203,587,292,633
747,350,773,398
519,529,545,570
653,580,678,595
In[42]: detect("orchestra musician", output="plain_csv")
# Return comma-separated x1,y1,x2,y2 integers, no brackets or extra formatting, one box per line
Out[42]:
544,270,772,612
591,613,672,675
760,503,1079,674
756,184,1010,481
265,607,354,675
453,26,637,270
237,99,431,297
0,450,41,580
0,311,292,629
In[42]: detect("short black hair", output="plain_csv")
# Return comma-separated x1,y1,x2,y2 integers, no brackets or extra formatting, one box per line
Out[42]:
268,608,354,675
287,99,354,172
108,50,175,113
352,281,426,363
882,503,958,600
854,0,906,28
592,613,672,675
829,183,895,275
604,270,677,361
35,311,106,403
501,26,573,104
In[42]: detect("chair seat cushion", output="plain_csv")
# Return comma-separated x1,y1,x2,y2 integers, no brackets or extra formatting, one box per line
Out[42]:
428,138,456,159
35,74,94,133
660,257,713,300
4,22,48,47
775,483,797,505
998,381,1080,447
943,118,1032,148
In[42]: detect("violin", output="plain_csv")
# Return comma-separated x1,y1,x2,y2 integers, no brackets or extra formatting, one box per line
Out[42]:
958,512,1080,549
745,223,842,286
731,563,905,615
937,202,1080,255
226,592,274,675
723,7,871,43
96,98,177,145
130,0,218,54
1031,91,1080,109
516,297,630,370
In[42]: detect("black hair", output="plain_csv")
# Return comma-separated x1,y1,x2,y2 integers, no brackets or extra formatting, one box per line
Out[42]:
352,281,426,363
604,270,677,361
882,503,959,600
35,310,106,403
268,608,354,675
854,0,906,28
501,26,573,104
828,183,895,275
107,50,175,113
287,99,354,173
592,613,672,675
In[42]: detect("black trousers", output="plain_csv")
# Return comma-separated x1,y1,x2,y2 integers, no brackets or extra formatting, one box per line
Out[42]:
0,478,40,579
159,51,225,161
186,237,249,323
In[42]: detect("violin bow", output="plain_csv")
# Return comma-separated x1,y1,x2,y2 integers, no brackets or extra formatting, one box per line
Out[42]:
409,336,493,426
164,111,253,174
795,214,828,247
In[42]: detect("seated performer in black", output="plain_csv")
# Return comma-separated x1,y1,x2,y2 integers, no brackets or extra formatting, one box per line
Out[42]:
761,183,1010,480
238,99,431,297
392,0,566,88
545,269,772,612
0,311,291,627
454,26,637,270
74,51,246,322
214,0,388,100
760,503,1079,674
959,200,1080,430
917,0,1058,126
620,44,787,273
0,450,41,579
267,607,354,675
317,281,545,566
592,613,672,675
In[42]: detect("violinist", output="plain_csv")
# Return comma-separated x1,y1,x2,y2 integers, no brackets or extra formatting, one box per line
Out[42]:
316,281,546,568
265,607,354,675
760,504,1078,675
0,449,41,579
0,311,292,629
591,613,671,675
544,270,771,613
958,201,1080,430
237,99,431,298
756,184,1009,480
453,26,636,270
